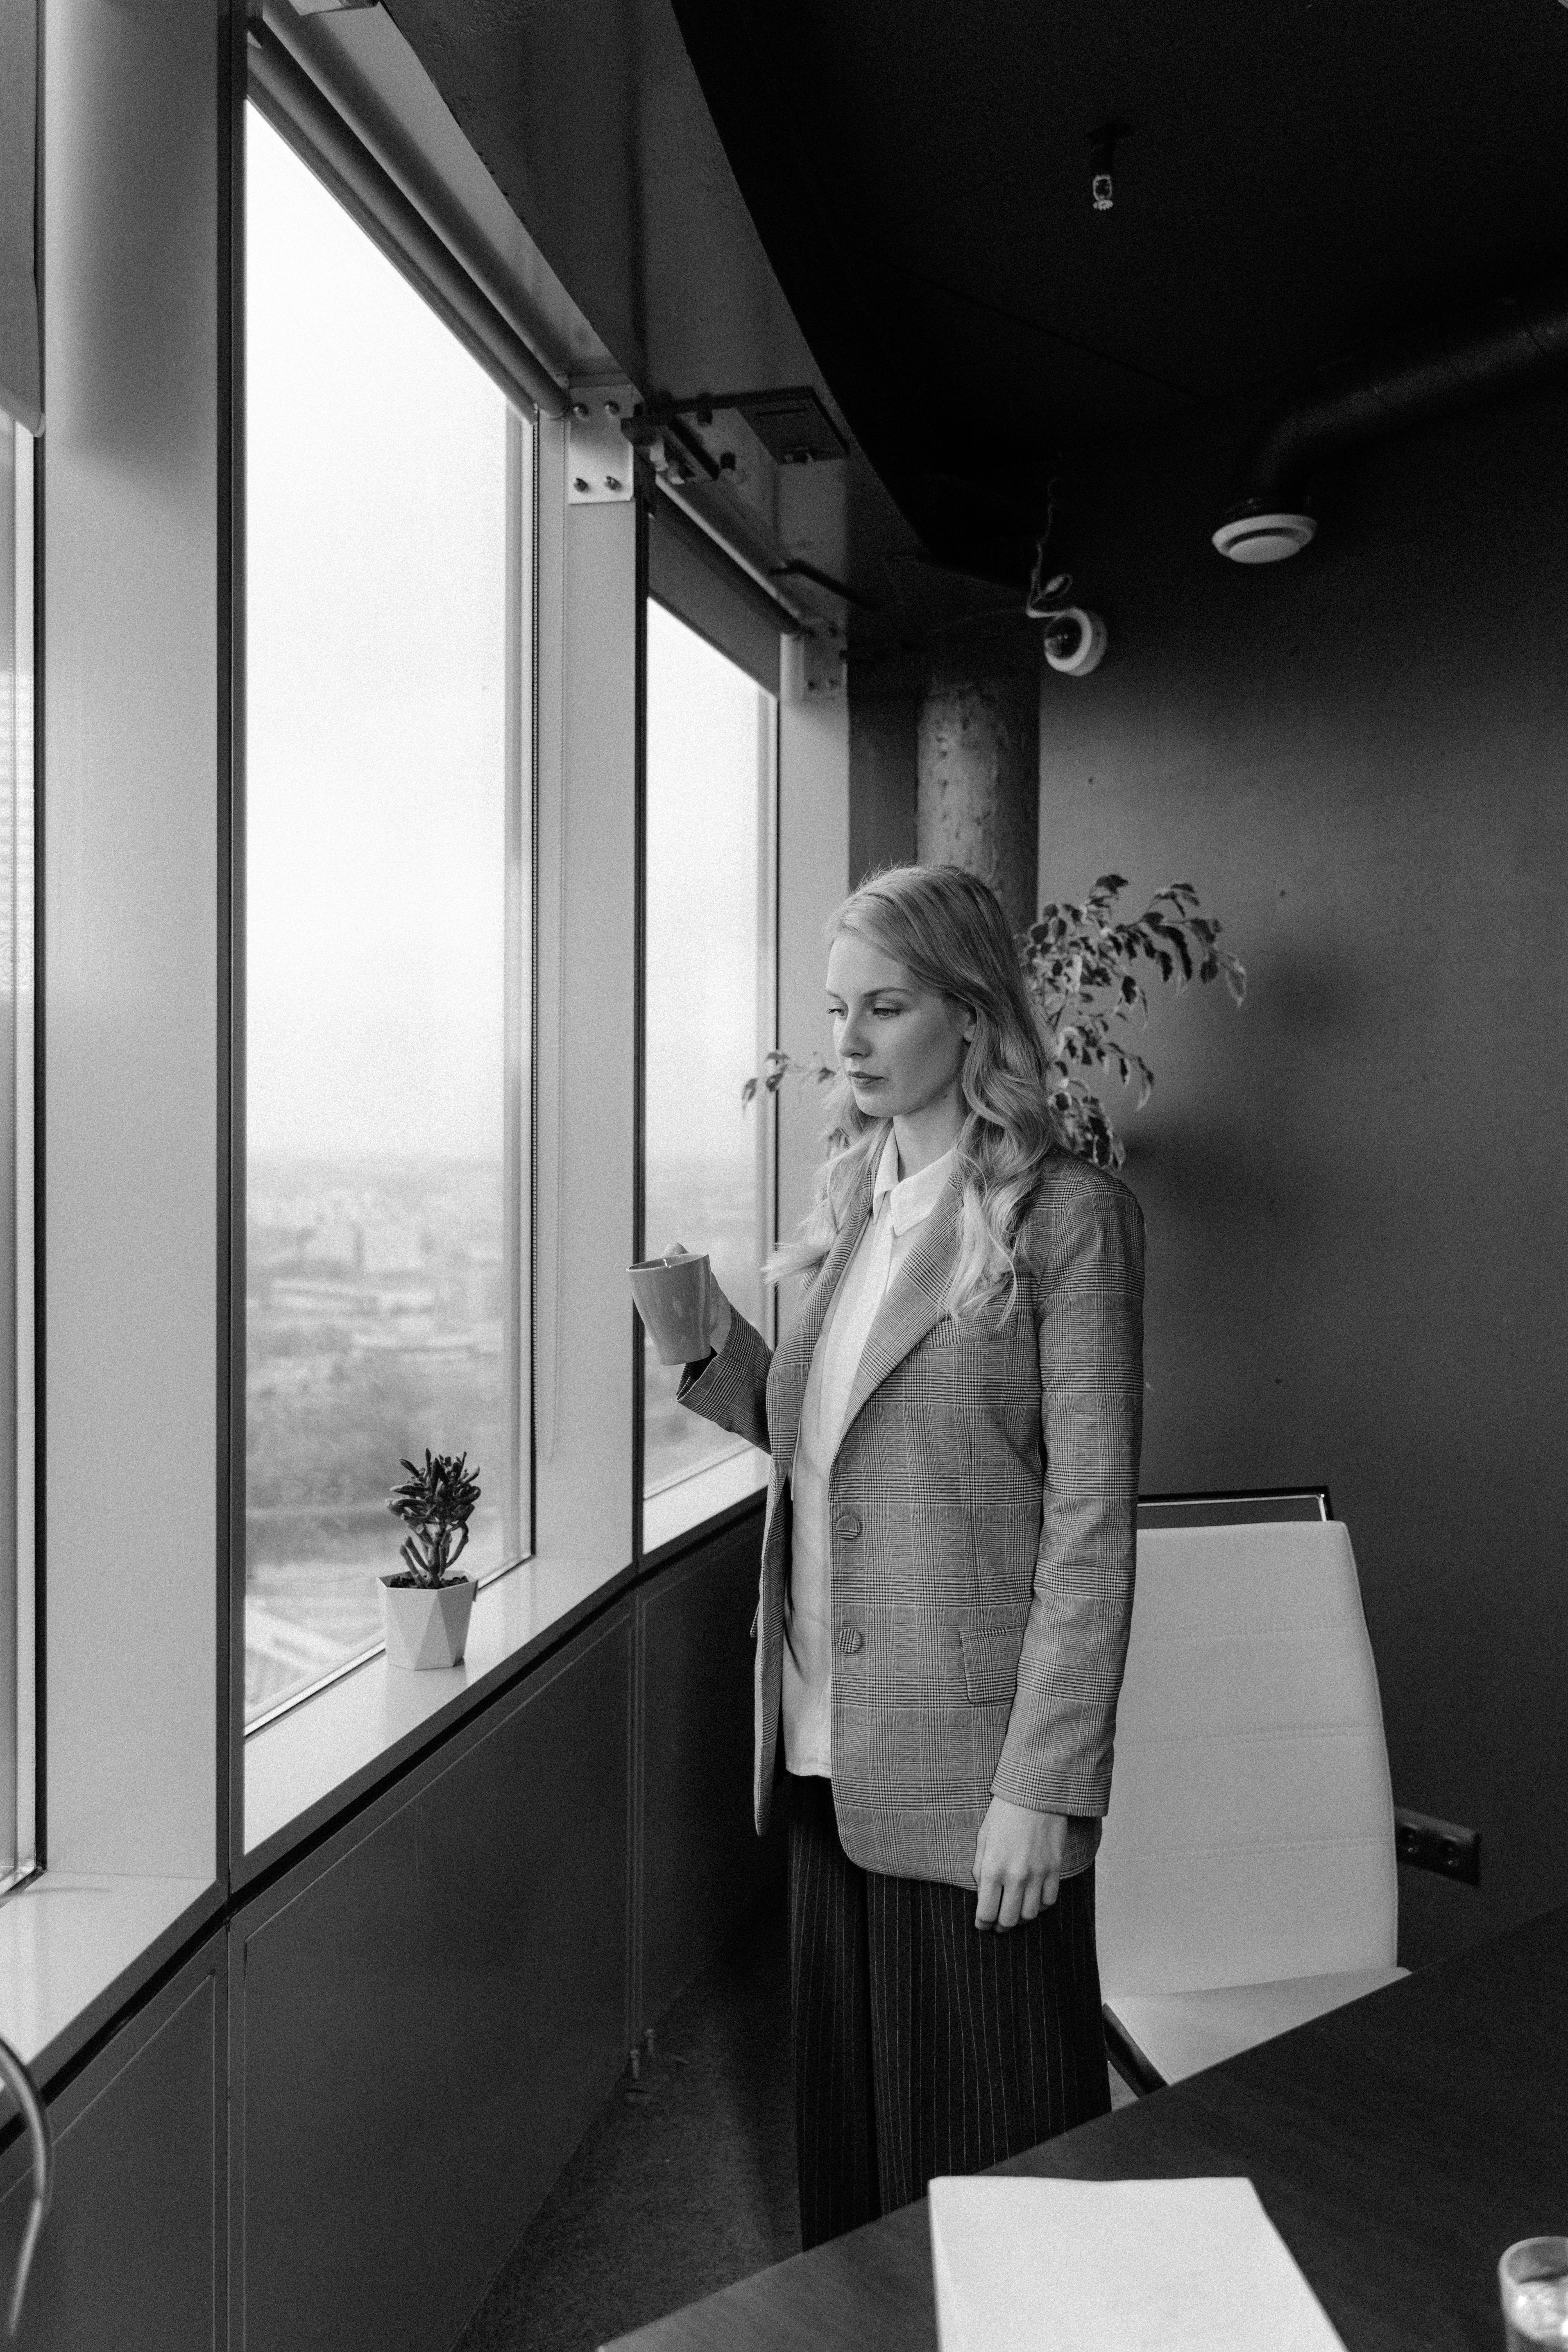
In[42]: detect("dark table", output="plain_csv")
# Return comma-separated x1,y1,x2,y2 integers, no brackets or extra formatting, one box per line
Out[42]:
606,1904,1568,2352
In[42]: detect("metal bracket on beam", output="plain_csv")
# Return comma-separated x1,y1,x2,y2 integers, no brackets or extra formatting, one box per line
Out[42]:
619,412,714,489
784,632,846,702
804,634,846,698
636,386,847,465
567,390,637,503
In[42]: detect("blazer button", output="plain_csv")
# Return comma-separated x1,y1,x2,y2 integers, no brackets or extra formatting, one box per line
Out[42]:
834,1510,862,1539
833,1627,864,1654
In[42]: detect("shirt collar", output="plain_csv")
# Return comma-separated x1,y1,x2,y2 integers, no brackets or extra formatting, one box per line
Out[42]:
872,1128,956,1236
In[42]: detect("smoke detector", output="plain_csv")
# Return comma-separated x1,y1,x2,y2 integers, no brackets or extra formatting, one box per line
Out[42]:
1212,510,1316,564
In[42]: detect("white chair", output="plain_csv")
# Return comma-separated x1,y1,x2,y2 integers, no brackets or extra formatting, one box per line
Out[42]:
1097,1515,1406,2091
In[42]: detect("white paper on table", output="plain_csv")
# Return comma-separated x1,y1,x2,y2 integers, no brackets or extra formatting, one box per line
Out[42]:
928,2175,1348,2352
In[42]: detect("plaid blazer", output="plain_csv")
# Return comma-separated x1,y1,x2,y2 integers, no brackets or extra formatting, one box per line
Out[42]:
680,1149,1145,1891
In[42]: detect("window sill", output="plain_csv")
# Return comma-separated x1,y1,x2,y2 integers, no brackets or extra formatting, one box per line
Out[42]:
0,1523,769,2085
643,1446,768,1555
241,1550,627,1876
0,1872,218,2082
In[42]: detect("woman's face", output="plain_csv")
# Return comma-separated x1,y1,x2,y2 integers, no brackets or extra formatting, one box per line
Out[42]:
825,931,973,1125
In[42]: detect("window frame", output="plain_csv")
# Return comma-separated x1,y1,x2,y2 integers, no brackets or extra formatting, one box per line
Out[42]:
229,109,648,1870
231,66,555,1850
236,110,538,1727
240,124,541,1731
635,527,784,1565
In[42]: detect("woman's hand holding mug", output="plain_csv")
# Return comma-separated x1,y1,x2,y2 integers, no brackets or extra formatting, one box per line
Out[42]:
662,1242,732,1356
627,1242,733,1364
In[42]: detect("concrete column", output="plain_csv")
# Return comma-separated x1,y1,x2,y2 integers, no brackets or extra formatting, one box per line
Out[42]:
916,620,1040,932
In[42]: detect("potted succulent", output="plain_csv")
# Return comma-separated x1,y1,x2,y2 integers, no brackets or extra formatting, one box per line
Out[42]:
380,1448,481,1670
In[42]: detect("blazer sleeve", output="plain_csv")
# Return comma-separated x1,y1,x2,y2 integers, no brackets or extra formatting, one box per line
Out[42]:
675,1310,775,1455
991,1168,1145,1818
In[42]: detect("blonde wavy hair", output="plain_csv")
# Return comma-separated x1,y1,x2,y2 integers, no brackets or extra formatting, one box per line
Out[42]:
766,864,1062,1320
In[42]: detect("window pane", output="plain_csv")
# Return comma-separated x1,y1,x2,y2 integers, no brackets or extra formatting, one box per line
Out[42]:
642,601,774,1550
0,416,35,1880
245,108,528,1723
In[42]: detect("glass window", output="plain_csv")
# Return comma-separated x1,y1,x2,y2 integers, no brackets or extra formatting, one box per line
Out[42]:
641,599,775,1552
0,414,34,1883
245,107,530,1724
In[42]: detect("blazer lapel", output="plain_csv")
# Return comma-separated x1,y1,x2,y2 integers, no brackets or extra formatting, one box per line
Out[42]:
768,1180,872,1475
834,1169,961,1454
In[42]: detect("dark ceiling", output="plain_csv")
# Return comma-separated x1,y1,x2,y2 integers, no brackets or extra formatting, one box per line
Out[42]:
670,0,1568,578
378,0,1568,616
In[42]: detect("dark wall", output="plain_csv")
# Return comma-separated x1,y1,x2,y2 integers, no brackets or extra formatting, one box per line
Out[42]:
847,647,919,888
228,1517,775,2352
639,1511,784,2025
1035,382,1568,1965
234,1610,637,2352
0,1938,225,2350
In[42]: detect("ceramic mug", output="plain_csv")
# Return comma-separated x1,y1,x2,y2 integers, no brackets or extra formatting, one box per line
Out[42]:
629,1251,712,1366
1499,2238,1568,2351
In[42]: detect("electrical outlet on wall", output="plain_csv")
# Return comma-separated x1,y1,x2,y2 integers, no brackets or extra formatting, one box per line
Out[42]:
1394,1806,1481,1886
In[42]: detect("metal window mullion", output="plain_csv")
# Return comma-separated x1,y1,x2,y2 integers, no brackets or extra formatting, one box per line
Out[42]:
502,408,533,1565
0,418,34,1878
630,489,649,1563
0,423,16,1878
12,423,32,1877
757,685,780,1347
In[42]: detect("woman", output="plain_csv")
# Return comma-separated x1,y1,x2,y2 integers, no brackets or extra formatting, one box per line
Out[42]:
676,863,1144,2249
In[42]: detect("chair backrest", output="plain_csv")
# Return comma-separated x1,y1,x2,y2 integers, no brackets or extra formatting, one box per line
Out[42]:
1137,1487,1330,1532
1095,1519,1397,1999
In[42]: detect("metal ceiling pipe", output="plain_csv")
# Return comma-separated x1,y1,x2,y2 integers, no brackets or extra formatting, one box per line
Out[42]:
1214,275,1568,562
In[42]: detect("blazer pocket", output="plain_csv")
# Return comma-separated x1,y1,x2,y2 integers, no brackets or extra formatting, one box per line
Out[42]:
959,1620,1026,1705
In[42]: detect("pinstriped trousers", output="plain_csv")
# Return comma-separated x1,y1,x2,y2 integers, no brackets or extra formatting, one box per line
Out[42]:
786,1774,1111,2250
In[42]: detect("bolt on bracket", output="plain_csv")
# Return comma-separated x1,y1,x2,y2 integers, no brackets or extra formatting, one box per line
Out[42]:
784,632,846,702
567,389,637,503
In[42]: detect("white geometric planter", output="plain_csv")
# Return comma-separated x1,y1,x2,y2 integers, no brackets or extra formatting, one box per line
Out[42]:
379,1574,477,1670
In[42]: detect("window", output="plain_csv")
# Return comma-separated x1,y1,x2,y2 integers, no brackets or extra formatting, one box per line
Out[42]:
245,108,531,1723
0,414,34,1882
641,597,775,1551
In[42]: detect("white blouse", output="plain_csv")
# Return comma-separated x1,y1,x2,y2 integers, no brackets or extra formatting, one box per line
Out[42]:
783,1131,956,1776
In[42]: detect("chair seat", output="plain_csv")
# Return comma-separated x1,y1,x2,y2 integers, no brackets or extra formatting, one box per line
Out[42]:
1108,1964,1408,2087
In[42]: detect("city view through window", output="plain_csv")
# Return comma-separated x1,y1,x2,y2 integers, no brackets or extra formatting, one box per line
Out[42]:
642,602,775,1548
245,109,524,1721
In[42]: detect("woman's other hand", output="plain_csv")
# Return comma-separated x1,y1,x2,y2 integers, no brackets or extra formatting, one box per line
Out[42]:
972,1797,1069,1931
663,1242,733,1355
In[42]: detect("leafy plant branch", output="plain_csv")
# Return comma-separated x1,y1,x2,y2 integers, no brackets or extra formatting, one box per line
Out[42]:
743,875,1245,1169
1023,875,1246,1166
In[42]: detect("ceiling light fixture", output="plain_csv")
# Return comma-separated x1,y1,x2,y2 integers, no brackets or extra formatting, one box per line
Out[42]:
1212,509,1317,564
